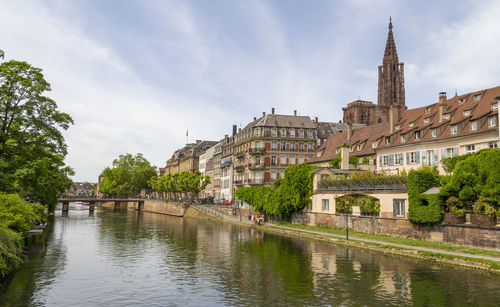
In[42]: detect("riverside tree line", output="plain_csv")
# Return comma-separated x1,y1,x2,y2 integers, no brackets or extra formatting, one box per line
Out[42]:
0,49,74,279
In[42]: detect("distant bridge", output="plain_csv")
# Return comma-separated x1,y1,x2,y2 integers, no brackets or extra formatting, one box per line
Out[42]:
58,197,145,213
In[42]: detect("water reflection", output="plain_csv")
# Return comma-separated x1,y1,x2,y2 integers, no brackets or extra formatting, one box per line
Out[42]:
1,208,499,306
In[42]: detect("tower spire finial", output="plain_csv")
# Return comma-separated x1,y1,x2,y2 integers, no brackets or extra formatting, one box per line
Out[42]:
389,16,393,30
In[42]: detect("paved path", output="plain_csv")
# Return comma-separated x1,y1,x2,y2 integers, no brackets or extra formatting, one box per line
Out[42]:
273,225,500,262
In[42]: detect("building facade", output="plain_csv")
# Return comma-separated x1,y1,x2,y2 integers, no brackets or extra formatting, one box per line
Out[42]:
163,140,217,175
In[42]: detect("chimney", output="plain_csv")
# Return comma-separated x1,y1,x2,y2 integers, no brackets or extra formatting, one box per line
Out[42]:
238,128,241,133
224,134,228,139
347,123,352,141
294,110,297,116
271,107,275,115
340,146,350,170
253,117,256,121
389,105,399,132
232,125,237,136
315,117,318,123
262,111,266,116
439,92,447,122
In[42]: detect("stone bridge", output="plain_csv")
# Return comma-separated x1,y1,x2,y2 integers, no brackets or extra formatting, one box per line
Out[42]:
58,197,145,213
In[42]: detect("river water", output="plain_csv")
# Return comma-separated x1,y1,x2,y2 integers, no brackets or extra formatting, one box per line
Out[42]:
1,206,499,306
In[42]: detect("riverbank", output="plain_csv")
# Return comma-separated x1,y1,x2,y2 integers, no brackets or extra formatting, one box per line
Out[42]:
185,205,500,274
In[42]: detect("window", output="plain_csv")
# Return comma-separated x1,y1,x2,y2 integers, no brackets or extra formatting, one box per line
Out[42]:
464,110,471,116
290,156,295,165
451,125,457,135
255,141,261,149
299,143,305,152
465,144,475,153
470,121,477,131
409,122,414,128
255,156,260,165
290,129,295,137
459,98,465,104
395,153,403,165
271,155,277,166
280,156,286,166
271,142,277,151
271,129,277,137
372,141,377,149
280,142,286,151
298,157,304,164
290,142,296,151
401,135,406,143
487,141,499,148
426,107,432,114
422,149,438,166
441,147,458,159
308,130,313,138
322,199,329,211
385,137,391,144
307,143,313,152
443,114,450,120
431,129,437,138
380,154,395,166
255,128,261,137
395,125,400,130
271,172,277,180
474,94,481,101
299,129,304,137
424,118,430,124
489,117,496,127
393,199,405,218
357,144,362,151
281,128,286,136
406,151,420,164
492,103,498,110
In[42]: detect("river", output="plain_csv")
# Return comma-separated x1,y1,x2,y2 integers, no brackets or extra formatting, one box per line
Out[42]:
1,206,499,306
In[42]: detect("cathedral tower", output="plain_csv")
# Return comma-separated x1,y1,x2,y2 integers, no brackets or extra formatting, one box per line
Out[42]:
377,18,405,109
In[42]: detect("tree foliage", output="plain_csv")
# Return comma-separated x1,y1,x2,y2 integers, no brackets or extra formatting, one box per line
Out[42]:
440,148,500,216
99,153,157,196
148,171,211,201
0,60,74,210
235,164,316,219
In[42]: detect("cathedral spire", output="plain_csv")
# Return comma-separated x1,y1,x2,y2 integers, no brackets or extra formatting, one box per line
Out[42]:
383,17,398,64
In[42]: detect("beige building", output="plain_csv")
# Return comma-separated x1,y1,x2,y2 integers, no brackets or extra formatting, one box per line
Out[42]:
375,87,499,175
163,140,218,175
233,108,317,188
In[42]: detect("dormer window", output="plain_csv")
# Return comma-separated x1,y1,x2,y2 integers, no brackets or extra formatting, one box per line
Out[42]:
255,128,261,137
489,117,497,127
357,144,362,151
459,98,466,104
290,129,295,137
349,146,353,152
394,125,400,130
372,141,377,149
335,149,339,154
307,130,313,138
451,125,457,135
464,110,471,116
431,129,437,138
492,103,498,110
415,131,420,140
385,137,391,144
425,107,432,114
409,122,414,128
470,121,477,131
424,118,430,124
299,129,304,137
271,128,277,136
281,128,286,136
443,114,450,120
474,94,481,101
401,135,406,143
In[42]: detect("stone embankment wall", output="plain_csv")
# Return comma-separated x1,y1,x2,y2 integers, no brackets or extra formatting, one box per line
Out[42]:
141,200,189,216
291,212,499,249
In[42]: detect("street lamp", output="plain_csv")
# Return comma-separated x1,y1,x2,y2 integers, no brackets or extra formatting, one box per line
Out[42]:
345,196,349,240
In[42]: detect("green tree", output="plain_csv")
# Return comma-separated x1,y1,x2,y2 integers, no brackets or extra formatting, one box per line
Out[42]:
189,170,211,202
0,60,74,211
99,153,157,196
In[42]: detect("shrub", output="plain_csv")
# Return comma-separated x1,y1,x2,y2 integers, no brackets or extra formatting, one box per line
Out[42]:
407,169,443,224
473,197,496,217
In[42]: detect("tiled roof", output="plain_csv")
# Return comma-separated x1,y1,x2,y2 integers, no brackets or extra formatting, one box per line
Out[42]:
315,122,365,139
307,122,390,163
380,85,500,148
243,114,316,130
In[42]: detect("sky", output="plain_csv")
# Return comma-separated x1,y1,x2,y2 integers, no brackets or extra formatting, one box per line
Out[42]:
1,0,499,182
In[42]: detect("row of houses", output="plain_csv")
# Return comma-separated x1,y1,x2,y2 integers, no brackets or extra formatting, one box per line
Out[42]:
158,20,500,220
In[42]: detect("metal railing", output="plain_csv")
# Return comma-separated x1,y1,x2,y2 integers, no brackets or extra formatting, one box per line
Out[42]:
318,176,407,192
249,147,265,154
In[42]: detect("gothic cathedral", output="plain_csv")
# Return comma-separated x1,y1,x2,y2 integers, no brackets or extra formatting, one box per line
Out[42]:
343,18,406,125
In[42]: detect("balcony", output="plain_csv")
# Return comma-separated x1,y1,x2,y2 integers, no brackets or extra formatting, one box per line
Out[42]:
235,165,245,172
235,151,245,159
234,180,243,186
249,164,264,170
220,160,232,168
249,147,265,154
318,176,407,193
248,178,264,185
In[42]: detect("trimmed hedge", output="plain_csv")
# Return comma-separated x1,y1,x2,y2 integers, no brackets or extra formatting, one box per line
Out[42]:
408,170,443,224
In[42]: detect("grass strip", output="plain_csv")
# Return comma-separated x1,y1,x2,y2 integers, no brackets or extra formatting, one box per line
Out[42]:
277,222,500,258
